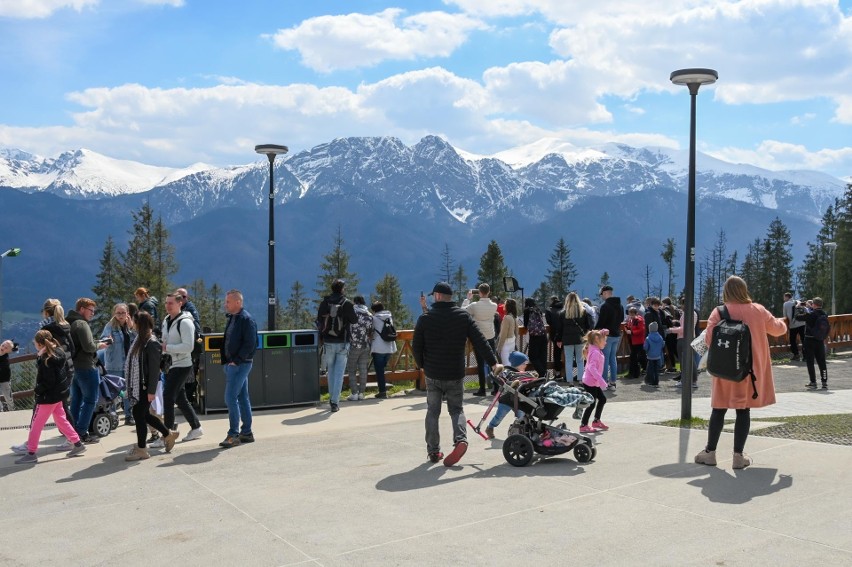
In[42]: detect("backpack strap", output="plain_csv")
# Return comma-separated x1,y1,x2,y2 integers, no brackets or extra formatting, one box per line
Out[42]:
716,305,730,321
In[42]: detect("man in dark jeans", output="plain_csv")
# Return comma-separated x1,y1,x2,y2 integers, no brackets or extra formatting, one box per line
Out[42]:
218,289,257,448
414,282,502,467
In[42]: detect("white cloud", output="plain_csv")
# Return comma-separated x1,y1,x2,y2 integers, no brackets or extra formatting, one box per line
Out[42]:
269,8,486,72
0,0,98,18
709,140,852,173
790,113,816,126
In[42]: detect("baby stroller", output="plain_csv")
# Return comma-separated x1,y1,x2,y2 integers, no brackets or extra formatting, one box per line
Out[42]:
497,374,596,467
90,371,125,437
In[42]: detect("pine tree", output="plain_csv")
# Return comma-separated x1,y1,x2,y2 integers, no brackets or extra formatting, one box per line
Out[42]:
438,243,455,283
91,235,125,330
207,283,225,332
315,226,359,304
834,183,852,313
642,264,654,298
797,200,838,300
540,237,576,301
374,273,413,329
451,264,468,305
660,238,677,299
598,272,611,290
532,281,550,308
150,216,178,303
280,281,314,330
762,217,794,315
118,202,177,303
477,240,509,294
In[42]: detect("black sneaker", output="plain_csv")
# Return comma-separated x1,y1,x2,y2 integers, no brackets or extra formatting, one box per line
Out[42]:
146,433,161,444
806,382,818,390
821,382,828,390
239,433,255,443
330,402,339,412
428,451,444,463
82,434,100,444
375,392,388,399
472,390,486,396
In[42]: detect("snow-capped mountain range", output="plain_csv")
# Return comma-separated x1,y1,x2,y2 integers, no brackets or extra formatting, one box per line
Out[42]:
1,136,846,225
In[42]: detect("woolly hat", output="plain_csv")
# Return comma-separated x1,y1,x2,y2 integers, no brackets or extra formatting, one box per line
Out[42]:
649,321,658,333
507,351,529,368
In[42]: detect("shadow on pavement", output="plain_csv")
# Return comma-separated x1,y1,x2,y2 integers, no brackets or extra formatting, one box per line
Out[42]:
282,411,331,426
157,447,222,467
688,468,793,503
56,452,128,483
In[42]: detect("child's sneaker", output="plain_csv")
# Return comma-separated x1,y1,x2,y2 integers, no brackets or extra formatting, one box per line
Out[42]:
592,420,609,431
443,441,468,467
579,425,595,433
10,443,28,455
15,452,38,464
485,426,495,439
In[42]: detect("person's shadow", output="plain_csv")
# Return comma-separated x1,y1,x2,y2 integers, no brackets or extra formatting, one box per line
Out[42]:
687,467,793,503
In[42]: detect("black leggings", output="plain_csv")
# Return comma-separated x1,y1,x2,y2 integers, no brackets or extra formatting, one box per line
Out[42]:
132,397,170,449
581,385,607,425
706,408,750,453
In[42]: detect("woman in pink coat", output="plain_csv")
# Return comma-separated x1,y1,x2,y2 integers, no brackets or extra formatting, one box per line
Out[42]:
695,276,787,470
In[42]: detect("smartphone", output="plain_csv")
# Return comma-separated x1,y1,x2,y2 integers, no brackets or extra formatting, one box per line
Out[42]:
421,290,425,298
102,337,113,345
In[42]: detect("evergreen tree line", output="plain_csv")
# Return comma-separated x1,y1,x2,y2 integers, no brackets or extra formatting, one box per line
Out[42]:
93,184,852,333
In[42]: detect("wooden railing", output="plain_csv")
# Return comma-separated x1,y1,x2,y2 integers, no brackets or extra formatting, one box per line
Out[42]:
10,314,852,399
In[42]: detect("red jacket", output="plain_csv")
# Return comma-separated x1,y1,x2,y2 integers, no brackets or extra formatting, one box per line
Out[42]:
626,316,645,346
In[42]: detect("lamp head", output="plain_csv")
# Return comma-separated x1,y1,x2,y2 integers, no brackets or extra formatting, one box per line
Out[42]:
824,242,838,251
670,68,718,87
255,144,289,156
2,248,21,258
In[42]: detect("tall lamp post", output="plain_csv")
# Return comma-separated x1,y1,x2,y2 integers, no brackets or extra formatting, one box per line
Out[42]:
255,144,289,331
0,247,22,340
671,68,718,421
825,242,837,316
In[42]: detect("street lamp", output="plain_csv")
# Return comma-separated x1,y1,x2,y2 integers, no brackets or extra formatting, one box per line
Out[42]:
824,242,837,316
671,68,718,421
255,144,289,331
0,247,22,340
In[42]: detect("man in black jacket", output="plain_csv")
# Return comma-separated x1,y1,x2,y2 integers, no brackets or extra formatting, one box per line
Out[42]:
595,285,623,390
316,279,358,413
219,289,258,448
413,282,502,466
796,297,830,390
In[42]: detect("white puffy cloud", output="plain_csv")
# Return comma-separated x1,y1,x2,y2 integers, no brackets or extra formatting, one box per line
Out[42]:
709,140,852,173
0,0,98,18
269,8,486,72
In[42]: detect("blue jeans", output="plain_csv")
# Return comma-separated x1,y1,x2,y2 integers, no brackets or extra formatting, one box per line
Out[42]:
373,353,391,394
488,403,523,429
70,367,100,438
602,336,620,384
646,358,661,385
564,343,584,381
224,362,253,437
425,377,465,453
323,342,350,404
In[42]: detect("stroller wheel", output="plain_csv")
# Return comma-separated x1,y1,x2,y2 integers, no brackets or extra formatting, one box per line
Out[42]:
573,442,593,463
92,414,112,438
503,434,534,467
591,447,597,460
109,413,120,431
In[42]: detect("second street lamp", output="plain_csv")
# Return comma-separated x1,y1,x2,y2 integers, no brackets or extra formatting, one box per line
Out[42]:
255,144,289,331
670,68,718,421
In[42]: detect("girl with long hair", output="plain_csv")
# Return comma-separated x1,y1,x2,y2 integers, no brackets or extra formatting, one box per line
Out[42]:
579,329,610,434
558,292,592,382
496,298,519,370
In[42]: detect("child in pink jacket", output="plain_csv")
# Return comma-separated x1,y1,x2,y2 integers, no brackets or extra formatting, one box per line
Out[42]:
580,329,610,433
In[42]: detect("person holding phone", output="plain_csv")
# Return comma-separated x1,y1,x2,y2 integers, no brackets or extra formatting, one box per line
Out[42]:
101,303,136,425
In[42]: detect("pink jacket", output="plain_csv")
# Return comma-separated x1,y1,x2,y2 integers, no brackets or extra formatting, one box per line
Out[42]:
704,302,787,409
582,345,608,389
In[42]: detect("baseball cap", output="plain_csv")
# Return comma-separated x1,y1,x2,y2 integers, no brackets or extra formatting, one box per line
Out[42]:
429,282,453,296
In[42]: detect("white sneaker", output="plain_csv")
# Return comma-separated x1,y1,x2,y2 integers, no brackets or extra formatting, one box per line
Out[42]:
55,440,73,452
184,427,204,441
11,443,28,455
148,437,165,449
357,392,365,401
347,393,359,402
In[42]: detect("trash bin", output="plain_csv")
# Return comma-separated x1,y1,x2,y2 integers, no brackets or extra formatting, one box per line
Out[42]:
291,330,320,404
260,331,293,406
199,332,264,413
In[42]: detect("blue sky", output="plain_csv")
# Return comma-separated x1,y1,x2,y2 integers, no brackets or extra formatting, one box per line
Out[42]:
1,0,851,178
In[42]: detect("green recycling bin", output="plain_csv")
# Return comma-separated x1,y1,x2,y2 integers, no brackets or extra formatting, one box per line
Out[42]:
291,330,320,404
260,331,293,406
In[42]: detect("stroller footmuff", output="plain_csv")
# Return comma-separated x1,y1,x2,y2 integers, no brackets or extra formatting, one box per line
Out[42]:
90,372,125,437
500,378,596,467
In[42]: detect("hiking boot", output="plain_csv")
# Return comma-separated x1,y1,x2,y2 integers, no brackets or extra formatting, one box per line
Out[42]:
579,425,595,434
55,440,73,452
239,433,255,443
443,441,468,467
428,451,444,463
219,435,241,448
695,449,717,466
732,452,752,469
485,426,495,440
592,420,609,431
124,447,149,461
184,427,204,441
805,382,818,390
15,453,38,464
164,430,179,453
66,443,87,458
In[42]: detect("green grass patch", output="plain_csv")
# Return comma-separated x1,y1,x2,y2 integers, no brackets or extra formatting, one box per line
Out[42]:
658,416,709,429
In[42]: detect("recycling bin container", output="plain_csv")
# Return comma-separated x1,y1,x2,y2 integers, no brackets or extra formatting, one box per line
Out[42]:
200,332,264,413
260,331,293,406
291,330,320,404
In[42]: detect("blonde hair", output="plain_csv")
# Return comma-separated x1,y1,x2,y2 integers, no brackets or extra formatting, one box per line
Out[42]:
42,298,67,324
34,329,59,360
722,276,752,304
582,329,607,358
562,292,582,319
108,303,129,329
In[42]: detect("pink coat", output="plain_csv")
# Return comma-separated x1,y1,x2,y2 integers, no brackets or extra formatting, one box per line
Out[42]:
704,302,787,409
582,345,608,389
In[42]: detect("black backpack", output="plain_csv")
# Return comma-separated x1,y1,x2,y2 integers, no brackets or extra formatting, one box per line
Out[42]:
378,317,398,342
810,312,830,341
706,305,758,399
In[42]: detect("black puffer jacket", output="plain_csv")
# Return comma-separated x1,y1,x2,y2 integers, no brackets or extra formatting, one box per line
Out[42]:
34,349,70,404
595,296,623,336
413,301,497,380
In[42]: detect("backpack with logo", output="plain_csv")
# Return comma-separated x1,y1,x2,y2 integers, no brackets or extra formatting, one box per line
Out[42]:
706,305,758,399
810,312,830,341
526,310,546,337
378,316,398,342
319,296,348,339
